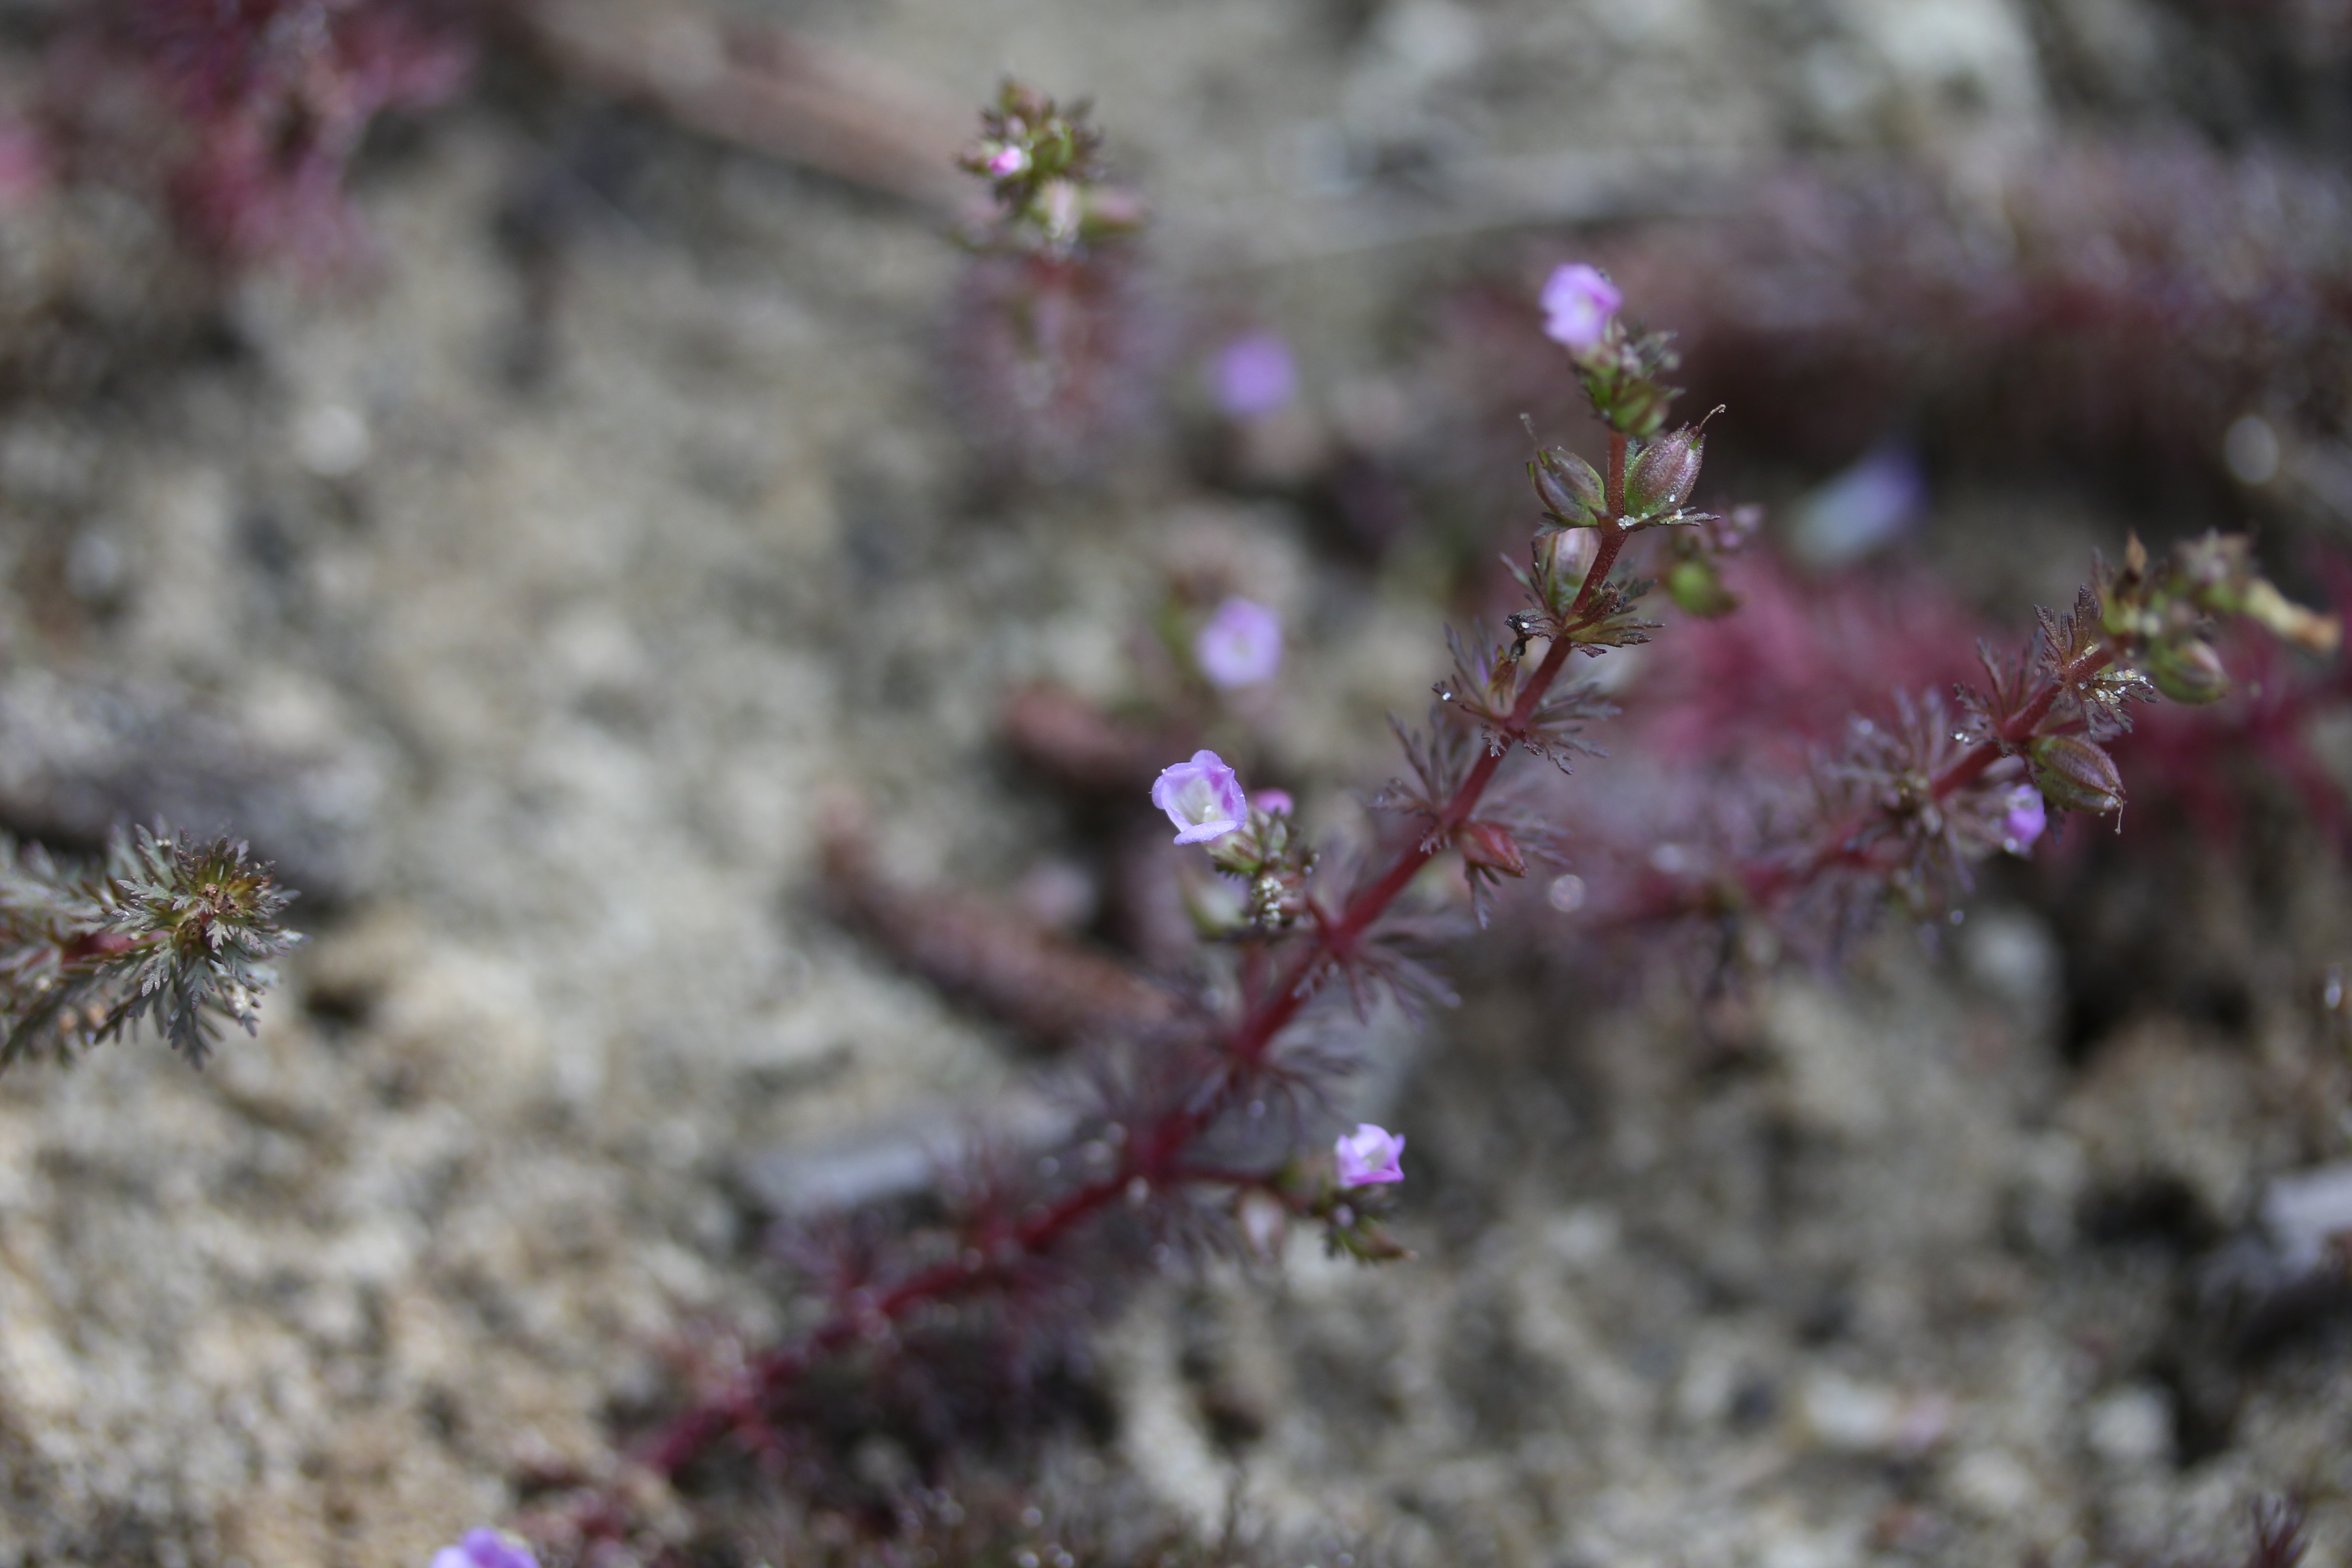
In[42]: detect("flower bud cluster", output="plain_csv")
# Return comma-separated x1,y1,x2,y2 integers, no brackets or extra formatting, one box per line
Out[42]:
1519,410,1729,633
1205,793,1315,931
942,80,1157,485
957,80,1142,257
2100,530,2342,707
1539,263,1686,436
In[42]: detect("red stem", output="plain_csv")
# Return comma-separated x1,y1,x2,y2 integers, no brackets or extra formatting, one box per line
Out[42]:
57,930,144,966
637,443,1640,1484
1627,645,2118,921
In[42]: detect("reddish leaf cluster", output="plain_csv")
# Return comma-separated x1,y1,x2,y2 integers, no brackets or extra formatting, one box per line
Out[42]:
49,0,473,260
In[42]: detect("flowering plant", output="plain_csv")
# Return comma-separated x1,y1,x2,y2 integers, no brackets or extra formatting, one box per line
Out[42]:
0,823,302,1071
509,237,2345,1559
360,83,2328,1555
1334,1123,1406,1187
941,81,1156,485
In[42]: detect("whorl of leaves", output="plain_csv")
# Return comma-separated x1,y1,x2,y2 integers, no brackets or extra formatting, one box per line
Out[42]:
1815,691,2016,921
0,824,301,1070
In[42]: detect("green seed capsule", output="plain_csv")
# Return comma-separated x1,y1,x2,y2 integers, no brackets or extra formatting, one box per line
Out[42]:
2029,735,2125,814
1626,428,1703,519
2144,638,2229,705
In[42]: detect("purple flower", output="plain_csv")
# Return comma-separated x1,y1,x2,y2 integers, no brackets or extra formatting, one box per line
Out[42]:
1210,331,1297,419
1250,789,1294,816
1540,263,1622,356
1791,444,1928,567
985,143,1029,178
1334,1123,1405,1187
1999,784,2047,856
1196,597,1283,688
1152,750,1248,845
431,1529,539,1568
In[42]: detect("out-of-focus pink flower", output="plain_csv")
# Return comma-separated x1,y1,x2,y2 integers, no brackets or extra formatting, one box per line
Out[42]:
1250,789,1294,816
985,143,1028,177
2000,784,2047,855
1152,750,1248,844
1210,330,1297,418
430,1529,539,1568
1790,444,1929,567
1196,597,1283,688
1540,263,1621,356
1335,1123,1405,1186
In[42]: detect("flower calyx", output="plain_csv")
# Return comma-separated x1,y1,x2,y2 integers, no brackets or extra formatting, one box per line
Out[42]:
1625,426,1705,521
1529,438,1607,528
2096,530,2341,709
1204,795,1316,931
2029,734,2126,815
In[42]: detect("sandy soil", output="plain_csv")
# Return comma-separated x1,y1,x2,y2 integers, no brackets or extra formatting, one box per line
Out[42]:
0,1,2345,1564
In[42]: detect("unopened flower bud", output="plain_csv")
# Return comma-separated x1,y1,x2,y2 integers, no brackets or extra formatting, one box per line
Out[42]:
1245,868,1307,928
1626,428,1703,519
1530,446,1606,525
1457,820,1528,878
2029,735,2125,815
2144,637,2229,705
